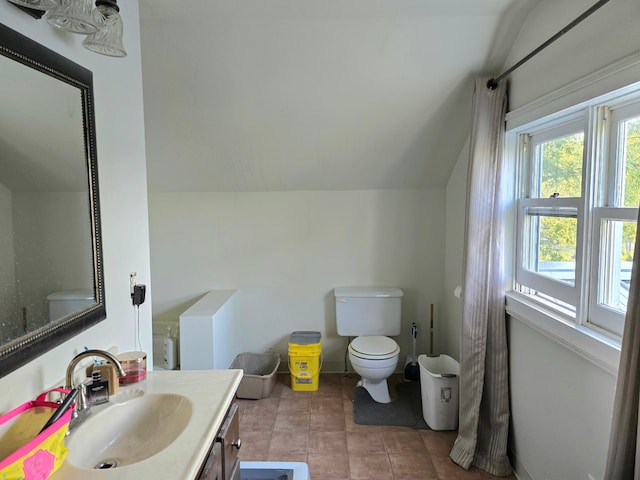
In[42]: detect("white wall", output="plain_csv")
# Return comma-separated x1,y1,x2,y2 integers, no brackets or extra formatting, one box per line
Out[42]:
442,1,640,478
442,138,469,361
507,0,640,111
0,1,152,410
149,189,445,371
179,290,240,370
508,320,615,480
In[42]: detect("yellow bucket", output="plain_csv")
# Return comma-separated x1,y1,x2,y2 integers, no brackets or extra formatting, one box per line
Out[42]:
288,331,322,391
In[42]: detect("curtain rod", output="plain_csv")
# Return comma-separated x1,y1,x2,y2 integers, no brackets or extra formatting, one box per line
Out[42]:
487,0,611,90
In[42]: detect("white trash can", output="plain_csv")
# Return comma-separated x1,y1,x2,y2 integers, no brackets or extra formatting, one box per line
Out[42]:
418,354,460,430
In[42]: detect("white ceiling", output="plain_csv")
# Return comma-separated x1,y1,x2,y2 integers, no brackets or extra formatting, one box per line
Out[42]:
139,0,540,192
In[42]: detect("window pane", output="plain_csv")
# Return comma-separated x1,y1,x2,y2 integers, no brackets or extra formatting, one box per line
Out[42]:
598,219,636,313
525,211,578,286
622,116,640,207
534,132,584,198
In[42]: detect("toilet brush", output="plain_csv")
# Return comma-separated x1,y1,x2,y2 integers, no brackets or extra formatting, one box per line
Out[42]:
403,322,420,381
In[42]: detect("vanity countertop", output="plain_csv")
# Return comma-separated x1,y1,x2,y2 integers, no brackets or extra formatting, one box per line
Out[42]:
51,369,243,480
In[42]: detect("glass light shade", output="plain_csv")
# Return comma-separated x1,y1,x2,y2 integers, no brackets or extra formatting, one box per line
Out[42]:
6,0,57,11
82,5,126,57
46,0,98,34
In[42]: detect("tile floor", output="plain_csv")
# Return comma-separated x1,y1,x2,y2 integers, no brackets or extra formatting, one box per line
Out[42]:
236,372,515,480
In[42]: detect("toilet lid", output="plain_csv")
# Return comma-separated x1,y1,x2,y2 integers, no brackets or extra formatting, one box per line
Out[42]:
349,336,400,360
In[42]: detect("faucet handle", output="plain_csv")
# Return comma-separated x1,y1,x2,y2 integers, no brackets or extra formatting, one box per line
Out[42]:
68,383,91,433
76,383,90,413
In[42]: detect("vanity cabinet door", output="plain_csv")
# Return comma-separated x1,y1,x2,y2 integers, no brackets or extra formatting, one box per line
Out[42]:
197,441,223,480
217,403,241,480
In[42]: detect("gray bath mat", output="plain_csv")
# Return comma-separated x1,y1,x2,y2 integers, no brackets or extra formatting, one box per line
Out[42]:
353,381,429,430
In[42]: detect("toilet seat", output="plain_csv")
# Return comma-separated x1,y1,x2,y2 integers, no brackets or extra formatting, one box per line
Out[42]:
349,336,399,360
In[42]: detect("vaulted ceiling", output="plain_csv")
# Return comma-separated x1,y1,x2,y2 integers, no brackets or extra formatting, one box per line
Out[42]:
139,0,540,192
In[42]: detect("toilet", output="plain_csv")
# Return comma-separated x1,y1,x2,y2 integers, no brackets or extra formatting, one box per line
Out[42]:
47,289,95,322
334,286,403,403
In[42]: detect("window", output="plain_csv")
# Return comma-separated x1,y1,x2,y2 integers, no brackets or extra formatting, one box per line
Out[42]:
512,95,640,339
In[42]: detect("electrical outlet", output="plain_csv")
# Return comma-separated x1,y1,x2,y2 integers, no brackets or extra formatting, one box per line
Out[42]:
130,272,137,294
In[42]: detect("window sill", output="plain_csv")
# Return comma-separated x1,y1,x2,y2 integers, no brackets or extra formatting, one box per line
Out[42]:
506,292,621,375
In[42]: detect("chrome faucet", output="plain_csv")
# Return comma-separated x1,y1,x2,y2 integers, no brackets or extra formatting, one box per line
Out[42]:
65,349,126,429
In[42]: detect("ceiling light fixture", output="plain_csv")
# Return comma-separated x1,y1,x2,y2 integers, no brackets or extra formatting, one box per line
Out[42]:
46,0,98,34
82,0,126,57
6,0,126,58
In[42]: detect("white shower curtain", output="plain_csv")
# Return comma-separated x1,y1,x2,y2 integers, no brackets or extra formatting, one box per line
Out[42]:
604,210,640,479
449,77,512,476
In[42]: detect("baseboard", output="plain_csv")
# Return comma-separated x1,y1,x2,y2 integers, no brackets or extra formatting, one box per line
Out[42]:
509,447,533,480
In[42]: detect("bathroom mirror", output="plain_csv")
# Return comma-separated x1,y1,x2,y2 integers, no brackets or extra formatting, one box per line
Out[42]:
0,22,105,378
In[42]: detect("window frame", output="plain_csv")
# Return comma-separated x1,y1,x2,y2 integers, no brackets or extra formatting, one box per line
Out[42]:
507,83,640,359
514,114,588,321
588,207,637,335
516,196,583,306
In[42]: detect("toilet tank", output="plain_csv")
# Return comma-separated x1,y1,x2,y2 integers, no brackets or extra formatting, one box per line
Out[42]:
47,289,95,321
334,287,403,336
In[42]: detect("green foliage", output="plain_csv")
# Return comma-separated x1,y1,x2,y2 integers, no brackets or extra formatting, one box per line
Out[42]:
621,118,639,260
539,133,583,198
537,132,582,261
624,119,640,208
539,217,576,262
536,121,639,263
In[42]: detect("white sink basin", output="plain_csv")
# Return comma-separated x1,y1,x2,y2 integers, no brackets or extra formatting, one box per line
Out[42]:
66,393,192,469
50,370,243,480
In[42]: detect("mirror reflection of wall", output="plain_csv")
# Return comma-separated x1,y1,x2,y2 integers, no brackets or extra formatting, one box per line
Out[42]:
0,52,93,344
0,182,18,343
